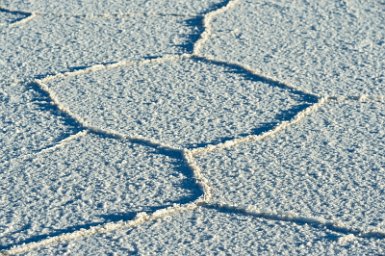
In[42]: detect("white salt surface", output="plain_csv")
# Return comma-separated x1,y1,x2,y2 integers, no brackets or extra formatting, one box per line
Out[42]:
201,0,385,96
0,13,191,79
44,57,312,148
195,101,385,232
1,134,194,247
0,83,76,163
18,208,385,256
0,8,29,25
1,0,384,255
1,0,224,16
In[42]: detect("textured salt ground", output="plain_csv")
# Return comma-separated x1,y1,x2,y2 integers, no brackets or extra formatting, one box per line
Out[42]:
0,0,220,161
195,100,385,232
0,0,224,16
0,8,194,157
0,134,197,247
44,57,313,148
0,82,78,163
0,13,191,80
0,0,225,81
0,0,384,254
0,8,29,25
200,0,385,96
18,207,385,256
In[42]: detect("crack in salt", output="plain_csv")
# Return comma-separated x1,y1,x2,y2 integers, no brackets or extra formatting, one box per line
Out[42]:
3,0,383,254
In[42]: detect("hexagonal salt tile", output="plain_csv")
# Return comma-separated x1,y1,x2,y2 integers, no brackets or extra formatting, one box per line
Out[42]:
201,0,385,96
195,100,385,232
0,134,199,247
44,57,316,148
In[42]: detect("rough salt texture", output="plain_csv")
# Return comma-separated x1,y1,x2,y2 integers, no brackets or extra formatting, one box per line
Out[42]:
45,57,313,148
0,134,197,247
0,82,78,163
201,0,385,96
195,101,385,232
1,0,385,254
20,207,385,256
0,13,192,80
0,8,29,25
0,0,224,16
0,0,223,81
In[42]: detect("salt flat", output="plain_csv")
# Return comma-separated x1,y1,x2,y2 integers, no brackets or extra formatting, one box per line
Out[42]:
1,0,384,255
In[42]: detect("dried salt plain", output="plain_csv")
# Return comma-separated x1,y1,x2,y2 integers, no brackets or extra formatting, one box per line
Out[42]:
1,0,384,255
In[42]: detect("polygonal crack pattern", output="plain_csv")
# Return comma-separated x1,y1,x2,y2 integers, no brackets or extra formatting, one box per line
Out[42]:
195,100,385,232
0,134,198,248
19,207,385,256
2,0,384,254
45,57,315,148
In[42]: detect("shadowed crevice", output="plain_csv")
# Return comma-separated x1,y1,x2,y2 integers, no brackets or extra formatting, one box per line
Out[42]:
33,62,117,80
28,82,85,149
0,222,103,251
203,204,385,240
191,56,319,102
0,7,32,24
188,102,314,149
178,0,232,53
0,137,204,251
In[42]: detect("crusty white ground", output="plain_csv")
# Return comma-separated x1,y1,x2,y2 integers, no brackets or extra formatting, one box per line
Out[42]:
1,0,384,255
0,12,190,79
0,8,27,25
1,0,224,16
1,134,193,246
0,82,76,163
195,101,385,232
45,57,310,148
18,208,385,256
201,0,385,96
